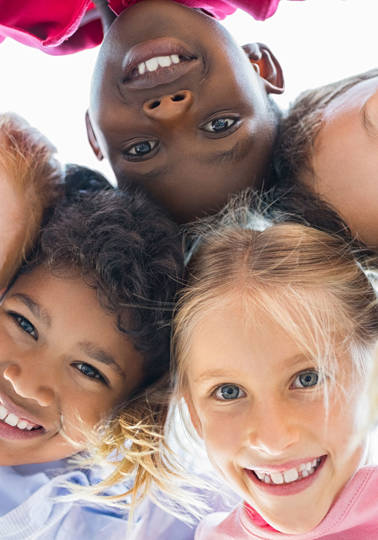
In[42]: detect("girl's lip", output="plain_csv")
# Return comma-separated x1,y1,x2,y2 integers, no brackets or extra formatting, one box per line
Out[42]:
245,456,327,497
250,455,325,473
0,391,45,429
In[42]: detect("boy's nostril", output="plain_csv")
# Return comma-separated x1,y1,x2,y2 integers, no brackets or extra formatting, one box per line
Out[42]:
149,101,161,109
171,94,186,102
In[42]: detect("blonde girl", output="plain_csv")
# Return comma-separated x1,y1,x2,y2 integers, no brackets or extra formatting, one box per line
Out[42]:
172,193,378,539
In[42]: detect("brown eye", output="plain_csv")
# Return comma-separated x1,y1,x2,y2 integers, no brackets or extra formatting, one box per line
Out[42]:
124,140,158,158
202,117,238,133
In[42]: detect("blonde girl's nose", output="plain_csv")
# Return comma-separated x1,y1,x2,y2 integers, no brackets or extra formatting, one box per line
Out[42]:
3,363,55,407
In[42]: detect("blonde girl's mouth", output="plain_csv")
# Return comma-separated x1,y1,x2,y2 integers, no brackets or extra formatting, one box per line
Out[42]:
245,455,327,496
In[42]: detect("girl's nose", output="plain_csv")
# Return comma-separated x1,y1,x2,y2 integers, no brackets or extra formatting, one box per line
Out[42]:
3,363,55,407
142,90,193,123
248,402,299,455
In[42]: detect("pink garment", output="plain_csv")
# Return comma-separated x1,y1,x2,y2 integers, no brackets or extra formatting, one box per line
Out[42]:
0,0,295,55
195,466,378,540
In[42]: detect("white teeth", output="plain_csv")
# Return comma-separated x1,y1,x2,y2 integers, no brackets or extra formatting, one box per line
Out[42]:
312,459,317,467
17,420,28,429
255,471,265,481
138,62,146,75
157,55,172,67
0,405,7,420
283,467,299,483
302,469,309,478
270,472,284,484
146,58,159,71
171,54,180,64
5,413,19,427
263,474,271,484
26,424,33,431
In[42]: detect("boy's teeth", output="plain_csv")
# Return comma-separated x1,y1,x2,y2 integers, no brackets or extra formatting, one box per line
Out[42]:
136,54,182,76
5,413,18,427
253,458,321,485
0,403,39,431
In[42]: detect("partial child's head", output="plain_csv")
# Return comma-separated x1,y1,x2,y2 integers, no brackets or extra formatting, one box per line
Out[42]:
275,68,378,248
0,188,183,466
0,113,61,287
173,195,378,534
87,0,283,222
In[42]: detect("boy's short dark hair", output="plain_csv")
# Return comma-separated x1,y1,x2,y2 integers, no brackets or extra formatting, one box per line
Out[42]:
20,187,184,389
272,68,378,186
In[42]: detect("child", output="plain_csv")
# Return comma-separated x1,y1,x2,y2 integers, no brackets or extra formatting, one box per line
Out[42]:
0,112,61,289
274,68,378,250
86,0,285,222
171,193,378,538
0,185,190,537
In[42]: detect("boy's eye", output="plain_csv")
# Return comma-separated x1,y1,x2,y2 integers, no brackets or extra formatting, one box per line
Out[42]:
202,117,238,133
73,362,108,386
291,370,320,389
8,312,38,340
124,140,158,158
214,384,245,401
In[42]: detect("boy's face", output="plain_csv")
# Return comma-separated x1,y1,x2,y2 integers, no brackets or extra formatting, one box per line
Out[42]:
0,267,143,465
87,0,283,222
308,76,378,248
186,294,364,534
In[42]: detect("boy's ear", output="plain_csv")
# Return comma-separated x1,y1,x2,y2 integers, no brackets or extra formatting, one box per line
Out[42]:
242,42,284,95
85,110,104,161
185,392,203,439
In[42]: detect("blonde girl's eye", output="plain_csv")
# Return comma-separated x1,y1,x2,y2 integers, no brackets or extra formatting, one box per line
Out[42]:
214,384,246,401
202,117,238,134
7,311,38,340
291,370,320,389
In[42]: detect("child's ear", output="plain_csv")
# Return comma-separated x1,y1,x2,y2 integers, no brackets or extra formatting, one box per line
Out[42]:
242,42,284,95
85,110,104,161
185,392,203,439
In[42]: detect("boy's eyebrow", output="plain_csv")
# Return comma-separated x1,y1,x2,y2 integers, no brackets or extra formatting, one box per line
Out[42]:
9,293,51,327
79,341,125,378
200,135,255,165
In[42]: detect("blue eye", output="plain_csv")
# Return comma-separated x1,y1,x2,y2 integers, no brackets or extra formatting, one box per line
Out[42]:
214,384,245,401
73,362,108,385
202,117,238,133
8,312,38,340
292,370,320,389
124,140,158,158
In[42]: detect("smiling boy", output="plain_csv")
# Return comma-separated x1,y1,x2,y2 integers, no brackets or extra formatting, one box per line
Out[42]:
86,0,284,222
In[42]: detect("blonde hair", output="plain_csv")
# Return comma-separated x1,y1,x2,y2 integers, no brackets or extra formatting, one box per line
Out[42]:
173,194,378,410
0,113,61,286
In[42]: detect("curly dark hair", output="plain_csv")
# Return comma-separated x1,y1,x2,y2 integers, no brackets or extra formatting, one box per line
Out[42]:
20,187,184,390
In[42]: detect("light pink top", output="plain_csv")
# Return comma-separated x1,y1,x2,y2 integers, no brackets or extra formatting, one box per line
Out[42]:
195,466,378,540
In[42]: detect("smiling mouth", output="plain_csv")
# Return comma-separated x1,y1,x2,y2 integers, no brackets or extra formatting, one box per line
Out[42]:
123,54,198,89
248,456,326,486
0,404,43,432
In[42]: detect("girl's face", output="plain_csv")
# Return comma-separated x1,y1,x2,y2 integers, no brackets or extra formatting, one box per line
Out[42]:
308,76,378,248
185,293,365,534
0,266,143,465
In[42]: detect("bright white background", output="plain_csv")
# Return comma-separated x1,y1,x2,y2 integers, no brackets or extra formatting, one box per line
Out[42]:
0,0,377,184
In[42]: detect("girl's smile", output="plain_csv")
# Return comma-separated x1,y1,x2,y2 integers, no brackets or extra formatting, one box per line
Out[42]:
185,292,365,534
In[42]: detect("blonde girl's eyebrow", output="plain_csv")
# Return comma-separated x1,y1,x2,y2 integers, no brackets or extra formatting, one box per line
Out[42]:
78,340,126,378
9,292,51,328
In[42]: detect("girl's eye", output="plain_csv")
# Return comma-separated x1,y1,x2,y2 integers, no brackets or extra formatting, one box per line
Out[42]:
214,384,245,401
73,362,108,386
8,312,38,340
202,117,238,133
291,370,320,389
124,140,158,158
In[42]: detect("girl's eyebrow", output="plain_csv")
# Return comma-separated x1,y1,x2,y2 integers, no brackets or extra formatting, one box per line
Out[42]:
79,340,126,378
9,292,51,328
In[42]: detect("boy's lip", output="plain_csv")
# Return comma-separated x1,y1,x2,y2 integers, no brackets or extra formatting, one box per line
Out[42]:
0,391,45,429
122,37,201,90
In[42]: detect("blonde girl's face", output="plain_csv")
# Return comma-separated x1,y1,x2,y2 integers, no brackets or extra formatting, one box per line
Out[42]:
0,266,143,465
185,293,366,534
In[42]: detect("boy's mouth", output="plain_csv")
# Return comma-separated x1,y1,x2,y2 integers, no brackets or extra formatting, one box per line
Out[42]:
122,37,200,90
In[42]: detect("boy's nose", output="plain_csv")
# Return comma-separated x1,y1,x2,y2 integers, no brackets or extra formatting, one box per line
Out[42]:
142,90,193,123
3,363,55,407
